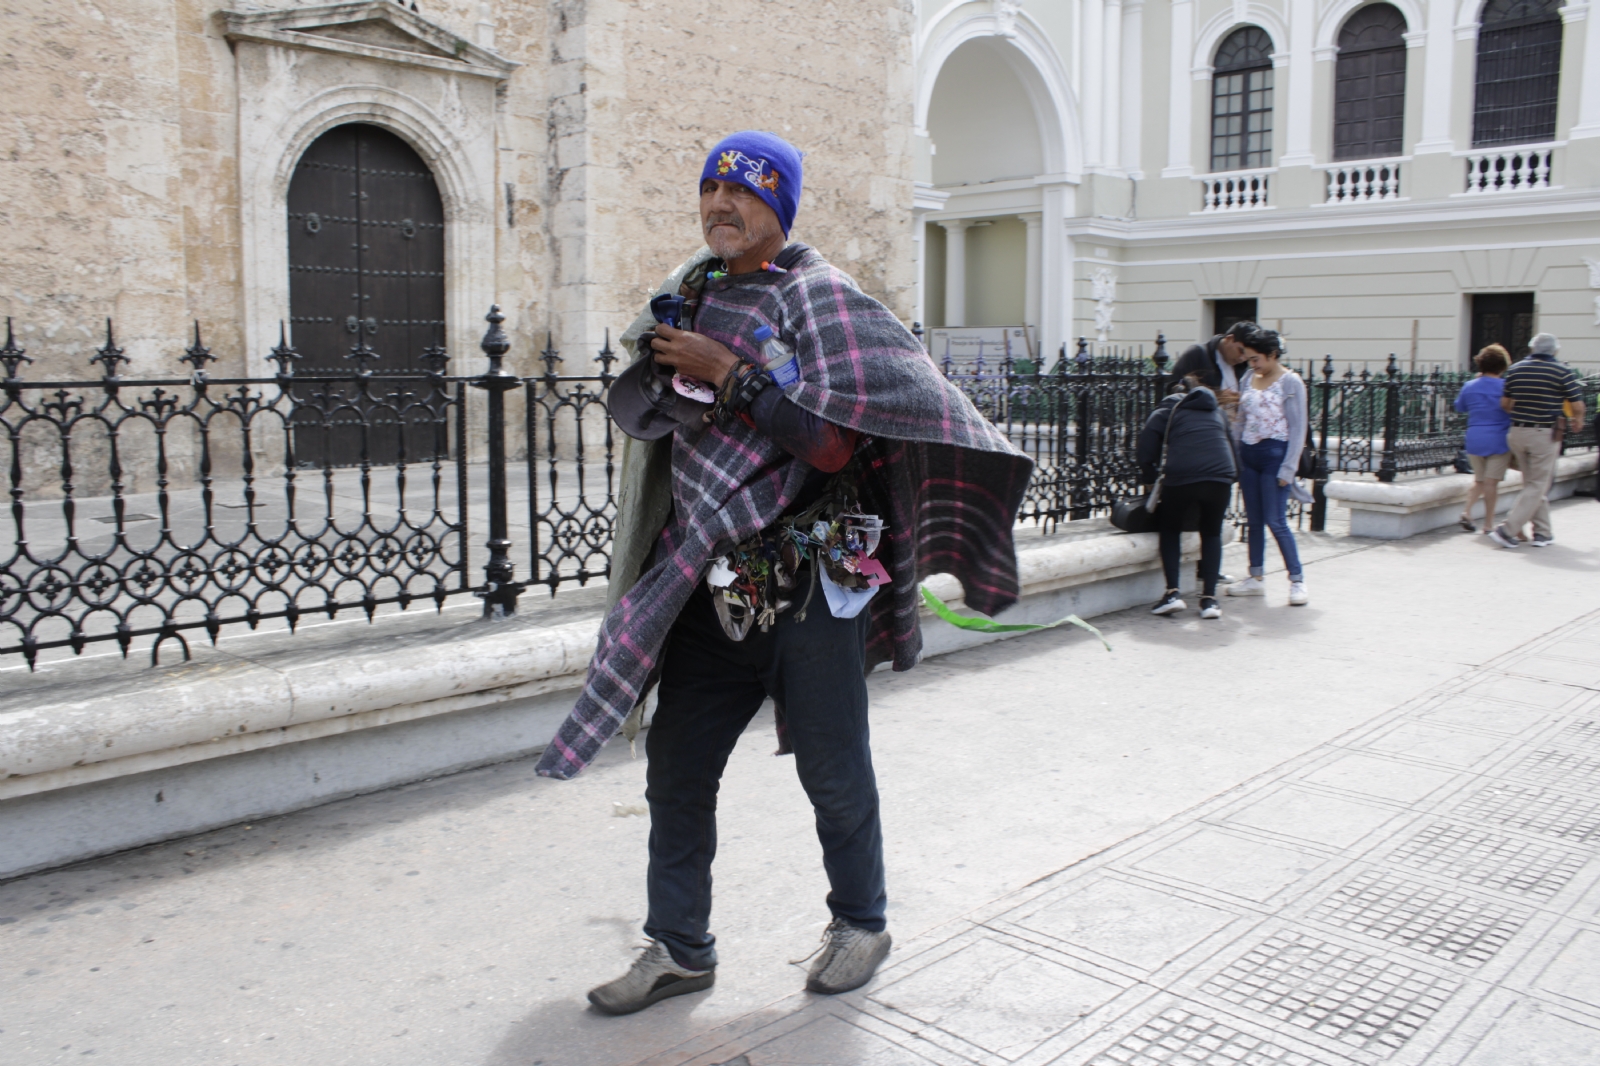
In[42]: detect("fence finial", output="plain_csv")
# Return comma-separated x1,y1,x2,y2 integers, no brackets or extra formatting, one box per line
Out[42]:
268,322,301,376
91,318,128,378
181,321,216,373
480,304,510,369
1,318,31,380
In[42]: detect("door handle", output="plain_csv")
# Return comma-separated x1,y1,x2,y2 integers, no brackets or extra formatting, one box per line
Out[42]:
365,317,378,335
346,315,360,334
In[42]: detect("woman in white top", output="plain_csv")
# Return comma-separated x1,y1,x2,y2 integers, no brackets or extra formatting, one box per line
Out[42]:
1227,330,1309,606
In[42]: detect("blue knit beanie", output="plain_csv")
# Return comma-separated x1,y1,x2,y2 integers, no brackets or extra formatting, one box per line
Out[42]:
701,131,804,235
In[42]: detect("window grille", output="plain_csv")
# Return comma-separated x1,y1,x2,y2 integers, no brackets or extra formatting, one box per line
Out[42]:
1211,27,1275,172
1334,4,1408,160
1472,0,1562,147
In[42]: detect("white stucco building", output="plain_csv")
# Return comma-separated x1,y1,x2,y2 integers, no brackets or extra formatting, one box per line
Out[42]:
914,0,1600,367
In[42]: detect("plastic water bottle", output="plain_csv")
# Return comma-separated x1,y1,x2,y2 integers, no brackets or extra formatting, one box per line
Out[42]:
753,324,800,387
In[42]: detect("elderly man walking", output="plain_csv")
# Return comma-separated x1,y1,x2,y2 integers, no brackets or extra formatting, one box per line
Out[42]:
1490,333,1586,549
533,132,1032,1015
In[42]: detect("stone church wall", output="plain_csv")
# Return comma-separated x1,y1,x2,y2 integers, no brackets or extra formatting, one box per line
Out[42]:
2,0,917,493
0,0,917,375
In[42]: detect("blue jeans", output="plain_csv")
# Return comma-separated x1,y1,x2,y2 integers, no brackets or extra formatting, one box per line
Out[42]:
1238,439,1304,581
643,582,886,971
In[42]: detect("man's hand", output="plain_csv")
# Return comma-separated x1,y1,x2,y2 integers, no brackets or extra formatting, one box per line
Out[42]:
1218,388,1240,407
651,323,741,387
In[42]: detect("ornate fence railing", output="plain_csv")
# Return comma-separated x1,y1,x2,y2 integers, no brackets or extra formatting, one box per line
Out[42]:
6,315,1596,666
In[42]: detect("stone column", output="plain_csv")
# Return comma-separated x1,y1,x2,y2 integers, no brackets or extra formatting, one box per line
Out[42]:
913,184,950,331
1019,213,1043,336
1414,0,1458,154
1568,2,1600,139
1280,0,1317,167
1039,183,1074,360
1163,0,1195,176
1122,0,1145,176
1082,0,1105,168
937,220,970,328
1104,0,1124,171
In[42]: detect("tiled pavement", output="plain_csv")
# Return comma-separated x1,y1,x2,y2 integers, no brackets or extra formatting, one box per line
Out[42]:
640,611,1600,1066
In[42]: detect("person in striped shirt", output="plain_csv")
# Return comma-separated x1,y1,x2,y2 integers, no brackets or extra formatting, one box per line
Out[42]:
1488,334,1586,549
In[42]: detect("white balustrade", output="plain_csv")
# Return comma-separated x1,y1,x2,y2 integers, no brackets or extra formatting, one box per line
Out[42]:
1320,159,1405,204
1459,144,1557,194
1194,169,1274,212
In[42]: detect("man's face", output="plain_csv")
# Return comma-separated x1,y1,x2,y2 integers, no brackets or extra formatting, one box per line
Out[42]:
700,179,783,262
1217,335,1250,365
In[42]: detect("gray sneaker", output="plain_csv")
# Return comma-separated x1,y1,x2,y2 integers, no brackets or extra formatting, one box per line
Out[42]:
587,940,714,1016
1529,533,1554,547
804,918,892,995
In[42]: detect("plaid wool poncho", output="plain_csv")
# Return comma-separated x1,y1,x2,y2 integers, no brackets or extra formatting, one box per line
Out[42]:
534,246,1033,779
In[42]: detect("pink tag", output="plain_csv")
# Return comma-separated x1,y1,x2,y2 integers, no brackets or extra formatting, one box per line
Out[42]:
672,374,716,403
856,555,891,587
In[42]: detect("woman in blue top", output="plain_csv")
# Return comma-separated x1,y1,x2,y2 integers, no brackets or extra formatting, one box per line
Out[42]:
1453,344,1512,533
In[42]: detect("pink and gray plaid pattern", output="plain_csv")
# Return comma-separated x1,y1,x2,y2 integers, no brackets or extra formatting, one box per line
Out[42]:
536,247,1032,779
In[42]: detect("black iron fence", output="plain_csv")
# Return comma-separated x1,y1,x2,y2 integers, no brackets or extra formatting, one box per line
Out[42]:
0,308,620,668
5,315,1596,666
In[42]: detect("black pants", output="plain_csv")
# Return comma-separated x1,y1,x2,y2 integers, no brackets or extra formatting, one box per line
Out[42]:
643,583,886,971
1158,480,1232,596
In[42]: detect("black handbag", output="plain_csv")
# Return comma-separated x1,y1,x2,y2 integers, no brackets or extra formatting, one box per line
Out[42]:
1111,495,1161,533
1296,442,1319,479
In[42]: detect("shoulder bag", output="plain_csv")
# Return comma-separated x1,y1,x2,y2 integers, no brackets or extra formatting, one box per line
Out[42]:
1111,395,1187,534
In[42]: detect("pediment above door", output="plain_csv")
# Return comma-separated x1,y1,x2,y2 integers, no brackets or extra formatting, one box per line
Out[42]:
223,0,517,80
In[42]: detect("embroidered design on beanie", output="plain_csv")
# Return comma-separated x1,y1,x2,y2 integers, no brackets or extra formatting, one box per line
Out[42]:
716,150,782,193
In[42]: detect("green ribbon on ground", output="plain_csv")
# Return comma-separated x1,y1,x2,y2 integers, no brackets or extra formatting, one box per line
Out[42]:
920,585,1112,651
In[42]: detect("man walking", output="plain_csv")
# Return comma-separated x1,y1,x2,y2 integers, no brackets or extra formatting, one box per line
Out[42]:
533,132,1031,1015
1490,333,1585,549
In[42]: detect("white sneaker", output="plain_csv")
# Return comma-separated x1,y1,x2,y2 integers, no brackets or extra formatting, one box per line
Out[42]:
587,940,714,1016
1226,576,1265,597
1288,580,1309,606
805,918,893,994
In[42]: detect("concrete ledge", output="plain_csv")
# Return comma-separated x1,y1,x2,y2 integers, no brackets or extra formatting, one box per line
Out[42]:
1324,453,1598,538
0,521,1188,879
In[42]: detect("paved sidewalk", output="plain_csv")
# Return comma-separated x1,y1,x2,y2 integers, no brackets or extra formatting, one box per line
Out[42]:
647,608,1600,1066
2,500,1598,1066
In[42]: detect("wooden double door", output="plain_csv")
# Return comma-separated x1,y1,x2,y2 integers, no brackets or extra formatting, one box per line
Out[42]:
287,123,448,467
1470,293,1535,362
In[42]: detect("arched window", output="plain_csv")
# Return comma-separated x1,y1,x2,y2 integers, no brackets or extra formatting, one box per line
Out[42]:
1334,4,1408,160
1211,27,1275,172
1473,0,1563,146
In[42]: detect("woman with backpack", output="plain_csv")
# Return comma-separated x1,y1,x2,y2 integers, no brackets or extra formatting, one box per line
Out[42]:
1227,329,1310,605
1136,381,1238,618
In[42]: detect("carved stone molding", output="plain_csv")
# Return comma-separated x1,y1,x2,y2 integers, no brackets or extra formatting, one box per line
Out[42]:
223,0,516,385
223,1,517,81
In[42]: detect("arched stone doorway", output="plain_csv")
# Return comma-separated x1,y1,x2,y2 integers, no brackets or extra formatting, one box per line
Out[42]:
925,39,1044,333
917,26,1077,358
286,123,447,466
